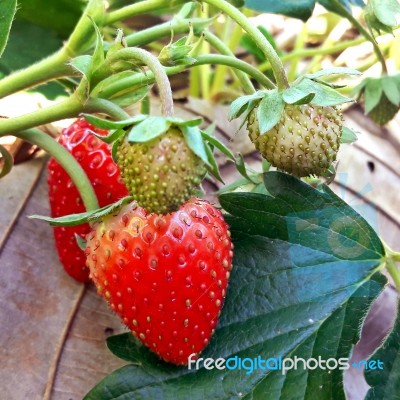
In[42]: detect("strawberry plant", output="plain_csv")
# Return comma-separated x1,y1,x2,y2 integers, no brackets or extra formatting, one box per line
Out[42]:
1,0,400,399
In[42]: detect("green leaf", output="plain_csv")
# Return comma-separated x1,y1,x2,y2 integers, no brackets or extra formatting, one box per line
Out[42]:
341,127,358,143
234,153,257,184
283,86,316,105
16,0,85,38
365,300,400,399
181,126,210,167
83,114,147,130
257,90,285,134
0,19,62,77
304,67,361,80
245,0,316,21
127,117,171,143
365,79,383,113
381,76,400,106
297,79,354,106
0,0,16,58
30,196,133,227
228,92,264,121
74,233,87,251
0,144,13,178
85,172,385,400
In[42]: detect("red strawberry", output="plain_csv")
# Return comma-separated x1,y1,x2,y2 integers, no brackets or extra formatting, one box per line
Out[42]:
47,118,128,282
85,198,233,365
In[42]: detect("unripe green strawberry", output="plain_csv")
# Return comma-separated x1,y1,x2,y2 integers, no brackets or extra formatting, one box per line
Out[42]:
116,126,207,214
368,94,400,126
247,104,343,177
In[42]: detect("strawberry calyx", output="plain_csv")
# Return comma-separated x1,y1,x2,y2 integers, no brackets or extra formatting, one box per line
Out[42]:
353,74,400,126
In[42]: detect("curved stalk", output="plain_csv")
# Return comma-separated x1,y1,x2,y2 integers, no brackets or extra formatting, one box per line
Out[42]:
107,48,174,116
386,257,400,292
10,129,99,212
201,0,288,90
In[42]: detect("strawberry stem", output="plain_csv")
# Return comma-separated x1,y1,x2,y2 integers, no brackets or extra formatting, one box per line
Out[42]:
105,0,187,25
201,0,289,90
13,128,99,212
107,47,174,116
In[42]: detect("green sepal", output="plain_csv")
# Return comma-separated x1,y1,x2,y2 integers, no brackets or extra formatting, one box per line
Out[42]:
158,37,196,67
228,92,265,121
304,67,361,80
111,139,120,163
181,125,211,168
201,130,256,183
257,89,285,134
83,113,147,130
341,127,358,143
0,144,13,179
74,233,87,251
381,75,400,105
90,128,126,145
297,78,354,106
127,116,171,143
30,196,133,227
166,116,203,127
364,78,383,113
203,142,224,183
282,86,316,105
69,55,93,80
365,0,400,34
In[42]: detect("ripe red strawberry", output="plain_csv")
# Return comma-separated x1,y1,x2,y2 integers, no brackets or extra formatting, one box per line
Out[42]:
85,198,233,365
47,118,128,282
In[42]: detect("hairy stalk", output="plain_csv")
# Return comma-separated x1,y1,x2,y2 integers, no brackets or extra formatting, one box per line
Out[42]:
201,0,288,89
105,0,186,25
106,47,174,116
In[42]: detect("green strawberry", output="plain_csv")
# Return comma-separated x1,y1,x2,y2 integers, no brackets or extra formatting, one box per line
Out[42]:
247,104,343,177
368,94,400,126
116,125,207,214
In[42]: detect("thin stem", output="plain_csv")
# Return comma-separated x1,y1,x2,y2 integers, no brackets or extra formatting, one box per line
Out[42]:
386,257,400,292
84,98,130,119
245,37,368,72
124,17,209,48
12,129,99,212
107,48,174,116
99,54,274,99
0,96,82,136
105,0,186,25
202,0,288,89
288,24,307,82
0,49,72,99
141,96,151,114
330,0,387,74
198,4,211,99
204,31,256,94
